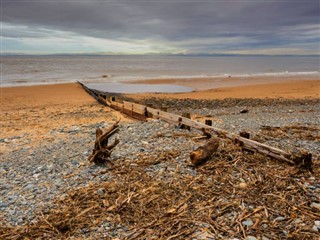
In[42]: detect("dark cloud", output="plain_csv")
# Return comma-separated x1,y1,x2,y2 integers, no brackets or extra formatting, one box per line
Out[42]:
2,0,320,53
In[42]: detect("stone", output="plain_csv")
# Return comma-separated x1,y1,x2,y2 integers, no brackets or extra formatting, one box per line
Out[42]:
310,202,320,210
242,218,253,227
246,236,257,240
72,160,79,166
274,216,285,221
0,202,9,208
311,225,319,232
293,218,302,224
315,221,320,226
97,189,105,195
141,141,148,145
239,182,248,189
23,184,34,191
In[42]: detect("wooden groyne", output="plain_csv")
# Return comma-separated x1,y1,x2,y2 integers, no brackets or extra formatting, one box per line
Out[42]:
78,81,313,170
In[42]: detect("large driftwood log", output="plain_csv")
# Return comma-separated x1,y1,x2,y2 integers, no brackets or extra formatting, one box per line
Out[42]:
88,121,120,164
190,138,220,165
78,82,312,170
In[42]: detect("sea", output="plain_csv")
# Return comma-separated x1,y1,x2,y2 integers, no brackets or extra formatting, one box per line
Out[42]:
1,55,319,93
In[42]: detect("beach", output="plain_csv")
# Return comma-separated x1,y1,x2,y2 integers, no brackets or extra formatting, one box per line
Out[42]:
1,78,320,239
1,78,318,143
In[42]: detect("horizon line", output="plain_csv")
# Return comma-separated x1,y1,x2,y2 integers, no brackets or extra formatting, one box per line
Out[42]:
2,52,320,57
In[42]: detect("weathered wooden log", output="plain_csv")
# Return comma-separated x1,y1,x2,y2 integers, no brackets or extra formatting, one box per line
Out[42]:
240,131,250,139
88,121,120,164
78,82,313,170
179,112,191,130
205,119,213,126
190,138,220,165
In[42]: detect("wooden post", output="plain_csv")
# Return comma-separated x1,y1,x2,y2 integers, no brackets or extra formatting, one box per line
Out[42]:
180,112,191,130
205,119,213,126
240,131,250,139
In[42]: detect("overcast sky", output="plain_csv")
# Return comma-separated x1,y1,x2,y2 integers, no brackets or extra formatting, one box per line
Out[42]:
2,0,320,55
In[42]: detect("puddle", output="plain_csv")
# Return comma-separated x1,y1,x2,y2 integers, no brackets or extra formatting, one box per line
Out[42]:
86,82,193,93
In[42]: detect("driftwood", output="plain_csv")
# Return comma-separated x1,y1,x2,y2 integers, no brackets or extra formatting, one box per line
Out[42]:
88,121,120,164
78,82,313,170
190,138,220,165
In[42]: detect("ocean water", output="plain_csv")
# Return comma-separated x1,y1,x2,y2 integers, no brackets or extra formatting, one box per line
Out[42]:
1,55,319,92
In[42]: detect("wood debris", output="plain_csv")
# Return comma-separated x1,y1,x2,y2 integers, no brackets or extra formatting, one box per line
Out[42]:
88,120,120,164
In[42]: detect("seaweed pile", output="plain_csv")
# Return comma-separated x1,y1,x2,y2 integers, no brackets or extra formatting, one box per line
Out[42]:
1,138,319,239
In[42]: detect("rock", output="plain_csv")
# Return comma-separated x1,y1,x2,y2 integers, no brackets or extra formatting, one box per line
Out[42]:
261,236,270,240
293,218,302,224
239,182,248,189
240,109,249,114
141,141,148,145
246,236,257,240
310,202,320,210
97,189,105,195
23,184,34,191
68,126,81,133
164,123,170,128
315,221,320,226
274,216,285,221
72,160,79,166
242,218,253,227
0,202,9,208
312,225,319,232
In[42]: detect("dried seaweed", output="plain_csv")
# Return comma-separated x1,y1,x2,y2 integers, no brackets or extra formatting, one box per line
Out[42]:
1,138,319,240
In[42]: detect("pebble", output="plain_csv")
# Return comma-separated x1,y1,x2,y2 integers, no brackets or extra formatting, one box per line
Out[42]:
274,216,285,221
0,202,9,208
246,236,257,240
310,202,320,210
1,98,319,240
239,182,248,189
242,218,253,227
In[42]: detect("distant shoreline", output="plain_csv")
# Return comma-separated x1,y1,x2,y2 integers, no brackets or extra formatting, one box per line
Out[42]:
1,74,319,90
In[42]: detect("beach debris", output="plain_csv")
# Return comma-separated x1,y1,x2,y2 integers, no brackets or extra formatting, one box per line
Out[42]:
240,131,250,139
240,109,249,113
190,137,220,165
205,119,213,126
179,112,191,130
79,82,313,170
88,120,120,165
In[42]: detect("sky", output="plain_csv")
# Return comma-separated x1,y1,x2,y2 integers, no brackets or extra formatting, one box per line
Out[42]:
1,0,320,55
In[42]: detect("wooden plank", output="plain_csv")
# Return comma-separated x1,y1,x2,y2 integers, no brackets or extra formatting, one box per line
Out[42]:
123,101,146,115
77,81,311,168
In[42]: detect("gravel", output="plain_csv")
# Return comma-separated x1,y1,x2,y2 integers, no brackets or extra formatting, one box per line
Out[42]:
1,98,319,238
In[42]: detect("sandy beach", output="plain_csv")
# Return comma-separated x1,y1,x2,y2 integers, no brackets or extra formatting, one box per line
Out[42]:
126,78,319,100
0,83,129,152
1,78,320,239
1,78,318,151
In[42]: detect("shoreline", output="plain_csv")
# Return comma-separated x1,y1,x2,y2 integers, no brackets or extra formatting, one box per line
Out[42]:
1,76,319,99
126,75,320,91
125,79,320,100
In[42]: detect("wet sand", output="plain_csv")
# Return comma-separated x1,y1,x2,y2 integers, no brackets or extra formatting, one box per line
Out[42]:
126,78,319,99
128,75,320,91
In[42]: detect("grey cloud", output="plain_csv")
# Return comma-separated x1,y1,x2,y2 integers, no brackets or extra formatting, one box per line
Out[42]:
2,0,320,53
